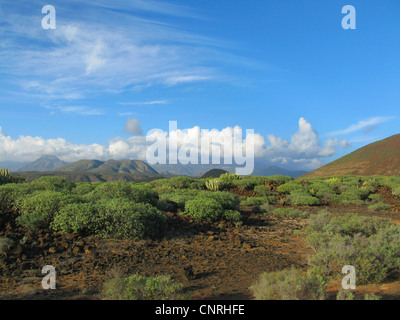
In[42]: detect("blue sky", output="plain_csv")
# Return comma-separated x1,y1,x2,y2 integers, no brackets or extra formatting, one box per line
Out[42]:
0,0,399,170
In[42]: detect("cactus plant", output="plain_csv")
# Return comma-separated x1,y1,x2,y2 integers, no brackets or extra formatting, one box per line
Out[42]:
0,168,10,178
0,168,11,184
205,178,223,191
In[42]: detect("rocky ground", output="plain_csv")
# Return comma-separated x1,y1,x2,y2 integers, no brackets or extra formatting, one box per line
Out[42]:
1,185,400,300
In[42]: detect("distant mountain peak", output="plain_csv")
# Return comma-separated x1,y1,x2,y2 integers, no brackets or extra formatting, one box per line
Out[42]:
18,155,69,172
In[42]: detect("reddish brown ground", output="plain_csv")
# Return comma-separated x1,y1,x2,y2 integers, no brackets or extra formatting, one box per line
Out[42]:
1,185,400,300
302,134,400,178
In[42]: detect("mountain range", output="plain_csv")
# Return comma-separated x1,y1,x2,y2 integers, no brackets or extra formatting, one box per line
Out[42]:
3,155,307,178
59,159,158,175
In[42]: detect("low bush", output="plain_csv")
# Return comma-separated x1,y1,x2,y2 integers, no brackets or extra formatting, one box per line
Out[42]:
51,203,97,235
158,189,200,209
368,202,391,211
0,183,32,206
198,191,240,210
30,176,76,192
184,198,225,222
307,182,335,200
156,200,177,212
272,208,309,219
336,290,355,300
367,193,383,203
364,293,381,300
277,182,304,194
254,185,277,197
262,175,293,184
240,196,269,207
289,194,321,206
85,181,158,205
250,268,328,300
72,182,95,196
305,212,400,284
231,179,258,191
102,273,184,300
222,210,242,225
94,199,167,239
168,176,195,189
15,191,80,230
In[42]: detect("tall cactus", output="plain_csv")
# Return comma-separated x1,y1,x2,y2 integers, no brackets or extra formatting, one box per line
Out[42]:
205,178,223,191
0,168,10,178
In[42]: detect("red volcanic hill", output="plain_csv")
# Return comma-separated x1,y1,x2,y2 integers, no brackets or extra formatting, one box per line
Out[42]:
302,134,400,178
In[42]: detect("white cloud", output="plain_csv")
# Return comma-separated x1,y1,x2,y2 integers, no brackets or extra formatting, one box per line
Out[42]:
119,100,168,106
264,118,350,168
164,75,212,86
328,116,395,136
43,105,104,116
0,1,239,103
0,117,349,170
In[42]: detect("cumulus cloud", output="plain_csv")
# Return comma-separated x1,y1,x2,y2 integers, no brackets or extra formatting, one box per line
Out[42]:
0,118,350,170
264,118,350,169
124,118,143,136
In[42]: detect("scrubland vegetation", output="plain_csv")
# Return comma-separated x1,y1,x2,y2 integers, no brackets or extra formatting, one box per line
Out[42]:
1,169,400,300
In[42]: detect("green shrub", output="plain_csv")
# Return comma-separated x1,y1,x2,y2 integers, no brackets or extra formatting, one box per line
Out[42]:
72,182,95,196
156,201,176,212
159,189,200,209
15,191,79,230
188,179,206,190
367,193,383,203
240,196,270,206
184,198,224,222
392,186,400,197
288,193,321,206
168,176,195,189
254,185,277,197
272,208,309,219
277,182,304,194
94,199,167,239
336,290,381,300
336,290,355,300
250,268,328,300
102,273,183,300
364,293,381,300
368,202,391,211
330,186,374,205
198,191,240,210
231,179,258,191
149,178,173,189
307,182,335,200
85,182,158,205
305,212,400,284
51,203,97,234
0,183,32,206
222,210,242,224
262,175,293,184
30,176,76,192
